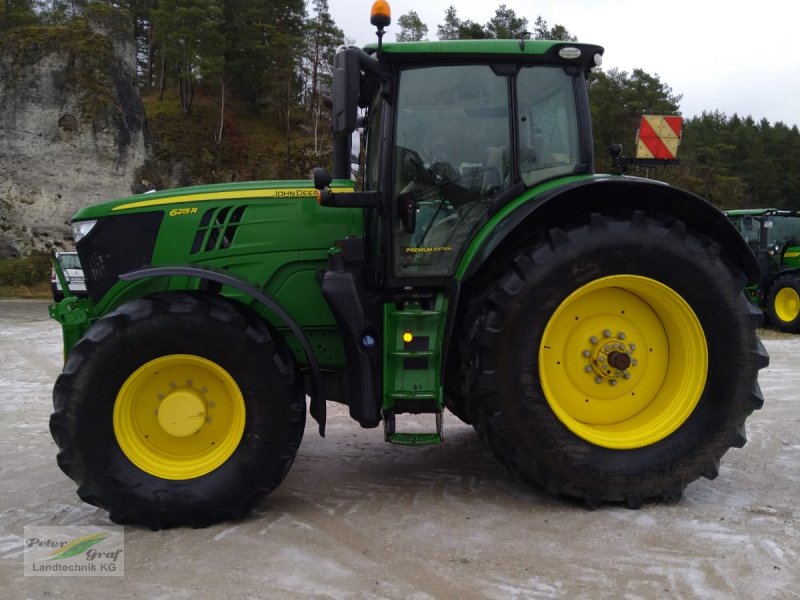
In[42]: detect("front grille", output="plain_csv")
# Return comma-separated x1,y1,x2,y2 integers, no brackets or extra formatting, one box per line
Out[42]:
77,212,163,302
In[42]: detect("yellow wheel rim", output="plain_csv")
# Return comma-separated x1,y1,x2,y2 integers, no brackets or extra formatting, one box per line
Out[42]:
774,286,800,323
539,275,707,449
113,354,245,480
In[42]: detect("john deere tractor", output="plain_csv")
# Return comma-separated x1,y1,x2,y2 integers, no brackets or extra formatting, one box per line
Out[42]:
726,208,800,332
50,2,768,528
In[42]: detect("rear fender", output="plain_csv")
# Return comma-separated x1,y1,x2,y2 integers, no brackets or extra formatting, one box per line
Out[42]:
457,176,760,286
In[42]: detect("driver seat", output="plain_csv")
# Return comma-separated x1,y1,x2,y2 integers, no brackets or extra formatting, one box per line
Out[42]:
482,146,508,195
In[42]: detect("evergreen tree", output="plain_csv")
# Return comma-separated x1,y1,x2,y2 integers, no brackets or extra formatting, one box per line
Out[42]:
457,20,488,39
0,0,38,31
153,0,224,114
532,16,575,41
680,111,751,207
767,121,800,208
436,5,459,40
396,10,427,42
305,0,343,155
119,0,158,88
485,4,527,39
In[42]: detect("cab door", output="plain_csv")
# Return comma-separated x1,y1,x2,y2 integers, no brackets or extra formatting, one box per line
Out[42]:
389,64,512,280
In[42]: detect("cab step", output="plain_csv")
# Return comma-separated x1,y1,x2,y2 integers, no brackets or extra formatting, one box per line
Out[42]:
382,295,449,446
383,411,443,446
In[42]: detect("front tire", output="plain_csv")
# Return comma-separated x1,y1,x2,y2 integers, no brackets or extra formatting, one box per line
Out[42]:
767,274,800,332
51,292,306,528
463,212,768,506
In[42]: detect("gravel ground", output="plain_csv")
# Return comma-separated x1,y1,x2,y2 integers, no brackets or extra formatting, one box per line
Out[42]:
1,299,798,599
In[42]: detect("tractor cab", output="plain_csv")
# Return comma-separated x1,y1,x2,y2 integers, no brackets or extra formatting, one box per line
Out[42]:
319,36,602,284
727,209,800,274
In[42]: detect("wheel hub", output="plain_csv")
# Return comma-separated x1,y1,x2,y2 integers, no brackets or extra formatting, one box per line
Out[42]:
775,287,800,323
539,274,708,449
607,350,631,371
157,388,207,437
114,354,245,480
583,331,638,385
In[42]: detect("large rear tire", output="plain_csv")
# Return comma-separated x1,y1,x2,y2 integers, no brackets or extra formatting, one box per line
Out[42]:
51,292,305,528
766,274,800,332
463,212,768,506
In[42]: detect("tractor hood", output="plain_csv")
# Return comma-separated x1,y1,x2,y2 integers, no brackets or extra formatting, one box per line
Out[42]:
71,179,362,303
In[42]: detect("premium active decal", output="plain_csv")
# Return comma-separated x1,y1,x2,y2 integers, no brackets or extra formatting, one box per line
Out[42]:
405,246,453,253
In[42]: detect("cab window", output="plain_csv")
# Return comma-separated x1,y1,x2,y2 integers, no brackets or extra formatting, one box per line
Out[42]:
516,66,580,187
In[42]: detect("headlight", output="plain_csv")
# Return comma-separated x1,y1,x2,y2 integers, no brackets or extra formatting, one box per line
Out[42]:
72,220,97,243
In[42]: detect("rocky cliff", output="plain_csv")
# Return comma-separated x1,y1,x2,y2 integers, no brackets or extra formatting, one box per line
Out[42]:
0,6,148,257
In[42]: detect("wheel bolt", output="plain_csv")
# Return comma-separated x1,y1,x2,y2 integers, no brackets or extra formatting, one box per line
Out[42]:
632,359,638,367
629,343,637,351
604,344,611,352
582,350,591,357
590,336,598,344
603,329,612,338
595,376,603,384
618,332,626,339
623,373,631,380
584,365,593,373
599,356,606,363
610,380,618,386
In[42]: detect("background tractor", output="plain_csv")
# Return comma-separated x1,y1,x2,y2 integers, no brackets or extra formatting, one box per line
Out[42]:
49,2,768,528
726,208,800,332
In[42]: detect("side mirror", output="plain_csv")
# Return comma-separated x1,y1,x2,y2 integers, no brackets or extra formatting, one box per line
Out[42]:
607,144,626,174
312,167,333,190
332,49,360,136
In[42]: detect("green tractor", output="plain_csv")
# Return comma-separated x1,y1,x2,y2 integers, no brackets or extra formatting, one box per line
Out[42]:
50,2,768,528
725,208,800,332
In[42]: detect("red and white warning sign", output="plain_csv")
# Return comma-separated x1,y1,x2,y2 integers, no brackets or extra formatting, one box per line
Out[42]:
635,115,683,160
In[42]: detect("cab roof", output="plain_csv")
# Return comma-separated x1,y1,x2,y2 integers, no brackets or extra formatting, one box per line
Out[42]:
365,39,604,71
